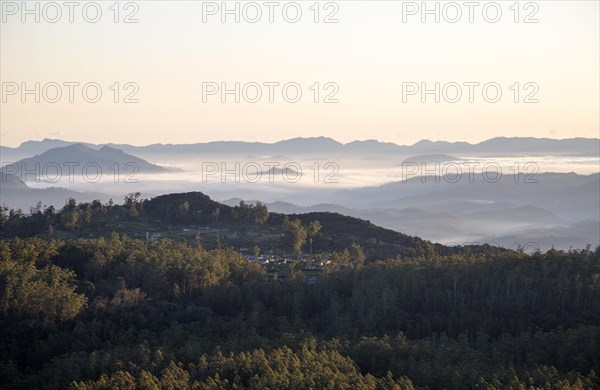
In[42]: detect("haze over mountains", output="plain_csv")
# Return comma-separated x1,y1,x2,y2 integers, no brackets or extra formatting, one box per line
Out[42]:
1,171,111,211
221,171,600,251
2,143,172,178
0,144,170,209
1,136,599,251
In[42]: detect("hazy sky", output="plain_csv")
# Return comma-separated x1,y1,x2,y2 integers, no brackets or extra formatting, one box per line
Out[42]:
1,0,599,147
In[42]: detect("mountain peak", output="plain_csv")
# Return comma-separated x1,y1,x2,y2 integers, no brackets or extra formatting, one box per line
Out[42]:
61,143,94,152
98,145,124,154
275,136,342,145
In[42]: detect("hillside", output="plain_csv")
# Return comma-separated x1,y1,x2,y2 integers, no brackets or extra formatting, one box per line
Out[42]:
142,192,509,259
0,191,507,260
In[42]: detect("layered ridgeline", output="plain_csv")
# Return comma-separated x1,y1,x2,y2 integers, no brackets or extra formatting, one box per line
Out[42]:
222,172,600,251
2,136,598,162
0,191,506,260
0,144,174,211
1,143,173,182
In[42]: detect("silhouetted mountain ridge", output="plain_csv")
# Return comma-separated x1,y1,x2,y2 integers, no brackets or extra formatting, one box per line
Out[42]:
2,136,598,161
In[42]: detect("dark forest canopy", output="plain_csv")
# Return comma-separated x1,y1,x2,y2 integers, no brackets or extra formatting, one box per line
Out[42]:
0,234,598,389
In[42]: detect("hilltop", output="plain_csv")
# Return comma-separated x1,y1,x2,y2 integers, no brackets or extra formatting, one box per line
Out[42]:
0,191,507,260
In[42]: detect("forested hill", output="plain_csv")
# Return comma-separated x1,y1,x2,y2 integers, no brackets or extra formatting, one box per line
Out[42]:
145,192,507,258
1,192,599,388
266,211,505,259
1,191,508,259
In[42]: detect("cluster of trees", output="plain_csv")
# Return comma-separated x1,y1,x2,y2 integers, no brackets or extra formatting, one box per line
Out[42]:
281,217,322,257
231,201,269,225
0,234,598,388
69,342,414,390
143,192,230,225
123,192,144,219
1,198,114,236
0,239,86,324
326,242,367,269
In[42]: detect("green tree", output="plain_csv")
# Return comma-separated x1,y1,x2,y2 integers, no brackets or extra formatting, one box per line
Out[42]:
253,202,269,224
60,209,80,230
283,218,308,258
349,242,366,268
307,220,321,256
124,192,143,219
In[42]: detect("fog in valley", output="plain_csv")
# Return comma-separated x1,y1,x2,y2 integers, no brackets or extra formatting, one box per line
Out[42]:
3,137,598,251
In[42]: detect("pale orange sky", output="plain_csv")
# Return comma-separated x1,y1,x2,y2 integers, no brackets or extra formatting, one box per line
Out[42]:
1,1,598,147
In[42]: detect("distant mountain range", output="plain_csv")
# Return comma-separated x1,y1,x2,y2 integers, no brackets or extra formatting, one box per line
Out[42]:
1,144,172,182
2,136,598,162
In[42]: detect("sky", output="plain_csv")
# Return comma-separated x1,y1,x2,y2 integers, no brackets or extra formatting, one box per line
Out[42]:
1,0,599,147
